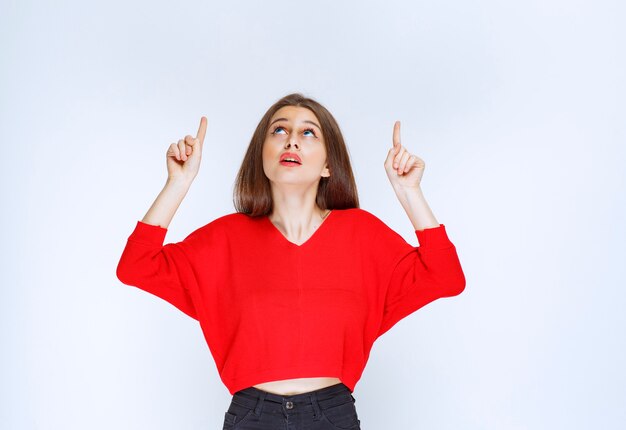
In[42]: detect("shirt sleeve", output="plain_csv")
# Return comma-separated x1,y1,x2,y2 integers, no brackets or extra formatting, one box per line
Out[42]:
116,220,203,320
375,222,466,338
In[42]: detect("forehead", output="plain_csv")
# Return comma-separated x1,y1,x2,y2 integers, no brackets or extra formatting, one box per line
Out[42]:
270,105,319,123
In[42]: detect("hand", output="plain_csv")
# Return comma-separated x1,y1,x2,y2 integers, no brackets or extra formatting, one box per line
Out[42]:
384,121,425,191
166,116,207,183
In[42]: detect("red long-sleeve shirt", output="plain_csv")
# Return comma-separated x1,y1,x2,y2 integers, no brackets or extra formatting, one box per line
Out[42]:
116,207,466,395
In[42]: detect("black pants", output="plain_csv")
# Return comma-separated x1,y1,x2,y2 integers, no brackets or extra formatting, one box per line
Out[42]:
222,382,361,430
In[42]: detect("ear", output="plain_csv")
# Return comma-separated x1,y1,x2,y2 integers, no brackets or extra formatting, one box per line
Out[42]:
321,164,330,178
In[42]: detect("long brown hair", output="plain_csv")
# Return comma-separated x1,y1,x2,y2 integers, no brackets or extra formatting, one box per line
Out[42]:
233,93,360,217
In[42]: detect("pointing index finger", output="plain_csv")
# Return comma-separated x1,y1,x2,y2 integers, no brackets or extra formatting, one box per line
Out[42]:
393,120,401,151
196,116,207,144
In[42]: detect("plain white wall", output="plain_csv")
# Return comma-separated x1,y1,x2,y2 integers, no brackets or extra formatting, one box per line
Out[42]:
1,0,624,428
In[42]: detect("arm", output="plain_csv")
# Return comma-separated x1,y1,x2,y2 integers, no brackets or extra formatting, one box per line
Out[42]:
375,121,465,337
374,220,466,338
116,178,205,320
384,120,439,231
393,185,439,232
115,117,207,318
142,115,206,228
142,177,193,229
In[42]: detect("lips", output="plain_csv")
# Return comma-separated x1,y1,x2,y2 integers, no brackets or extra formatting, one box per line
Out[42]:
279,152,302,164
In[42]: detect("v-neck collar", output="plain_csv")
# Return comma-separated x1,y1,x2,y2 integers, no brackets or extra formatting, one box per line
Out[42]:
265,210,334,248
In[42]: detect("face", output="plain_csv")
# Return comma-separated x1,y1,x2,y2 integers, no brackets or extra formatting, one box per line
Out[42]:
262,105,330,187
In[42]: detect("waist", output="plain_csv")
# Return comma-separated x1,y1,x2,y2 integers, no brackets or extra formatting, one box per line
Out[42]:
234,382,351,408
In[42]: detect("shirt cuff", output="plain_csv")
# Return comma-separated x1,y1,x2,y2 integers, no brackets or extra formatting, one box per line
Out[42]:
127,220,168,245
414,223,454,249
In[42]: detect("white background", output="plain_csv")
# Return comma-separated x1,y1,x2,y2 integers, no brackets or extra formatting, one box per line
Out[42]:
1,0,624,429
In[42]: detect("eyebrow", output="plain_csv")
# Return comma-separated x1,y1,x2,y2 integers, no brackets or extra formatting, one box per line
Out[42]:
269,117,321,131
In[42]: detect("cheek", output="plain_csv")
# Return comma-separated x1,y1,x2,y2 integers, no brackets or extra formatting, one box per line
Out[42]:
261,142,272,161
263,138,280,153
311,147,327,164
261,144,277,172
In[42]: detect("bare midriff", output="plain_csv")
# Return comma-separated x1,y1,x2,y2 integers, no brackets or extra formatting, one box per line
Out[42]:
252,377,343,395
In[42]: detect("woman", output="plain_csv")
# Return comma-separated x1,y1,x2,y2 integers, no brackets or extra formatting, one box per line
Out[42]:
116,93,466,429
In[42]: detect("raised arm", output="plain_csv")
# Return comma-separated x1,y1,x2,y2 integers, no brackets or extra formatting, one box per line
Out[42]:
116,116,208,319
142,116,207,229
374,120,465,337
384,120,439,231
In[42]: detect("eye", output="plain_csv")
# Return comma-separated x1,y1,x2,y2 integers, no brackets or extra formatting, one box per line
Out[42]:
303,128,317,137
271,125,318,138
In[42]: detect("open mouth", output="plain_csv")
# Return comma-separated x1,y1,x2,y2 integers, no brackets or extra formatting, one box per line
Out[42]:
279,154,302,165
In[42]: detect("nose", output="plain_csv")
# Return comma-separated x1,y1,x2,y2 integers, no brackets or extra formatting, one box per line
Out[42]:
285,137,299,149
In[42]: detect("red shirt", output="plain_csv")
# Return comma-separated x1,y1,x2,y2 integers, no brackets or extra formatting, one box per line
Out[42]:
116,208,466,395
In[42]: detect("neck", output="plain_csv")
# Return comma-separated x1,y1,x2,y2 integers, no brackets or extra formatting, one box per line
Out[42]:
269,187,330,239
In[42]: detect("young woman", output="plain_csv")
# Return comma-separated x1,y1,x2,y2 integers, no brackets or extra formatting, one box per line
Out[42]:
116,93,466,429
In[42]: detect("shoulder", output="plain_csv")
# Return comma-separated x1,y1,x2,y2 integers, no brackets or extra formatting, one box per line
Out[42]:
331,208,402,243
333,208,411,258
344,207,410,243
183,212,258,241
207,212,255,227
338,207,392,229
